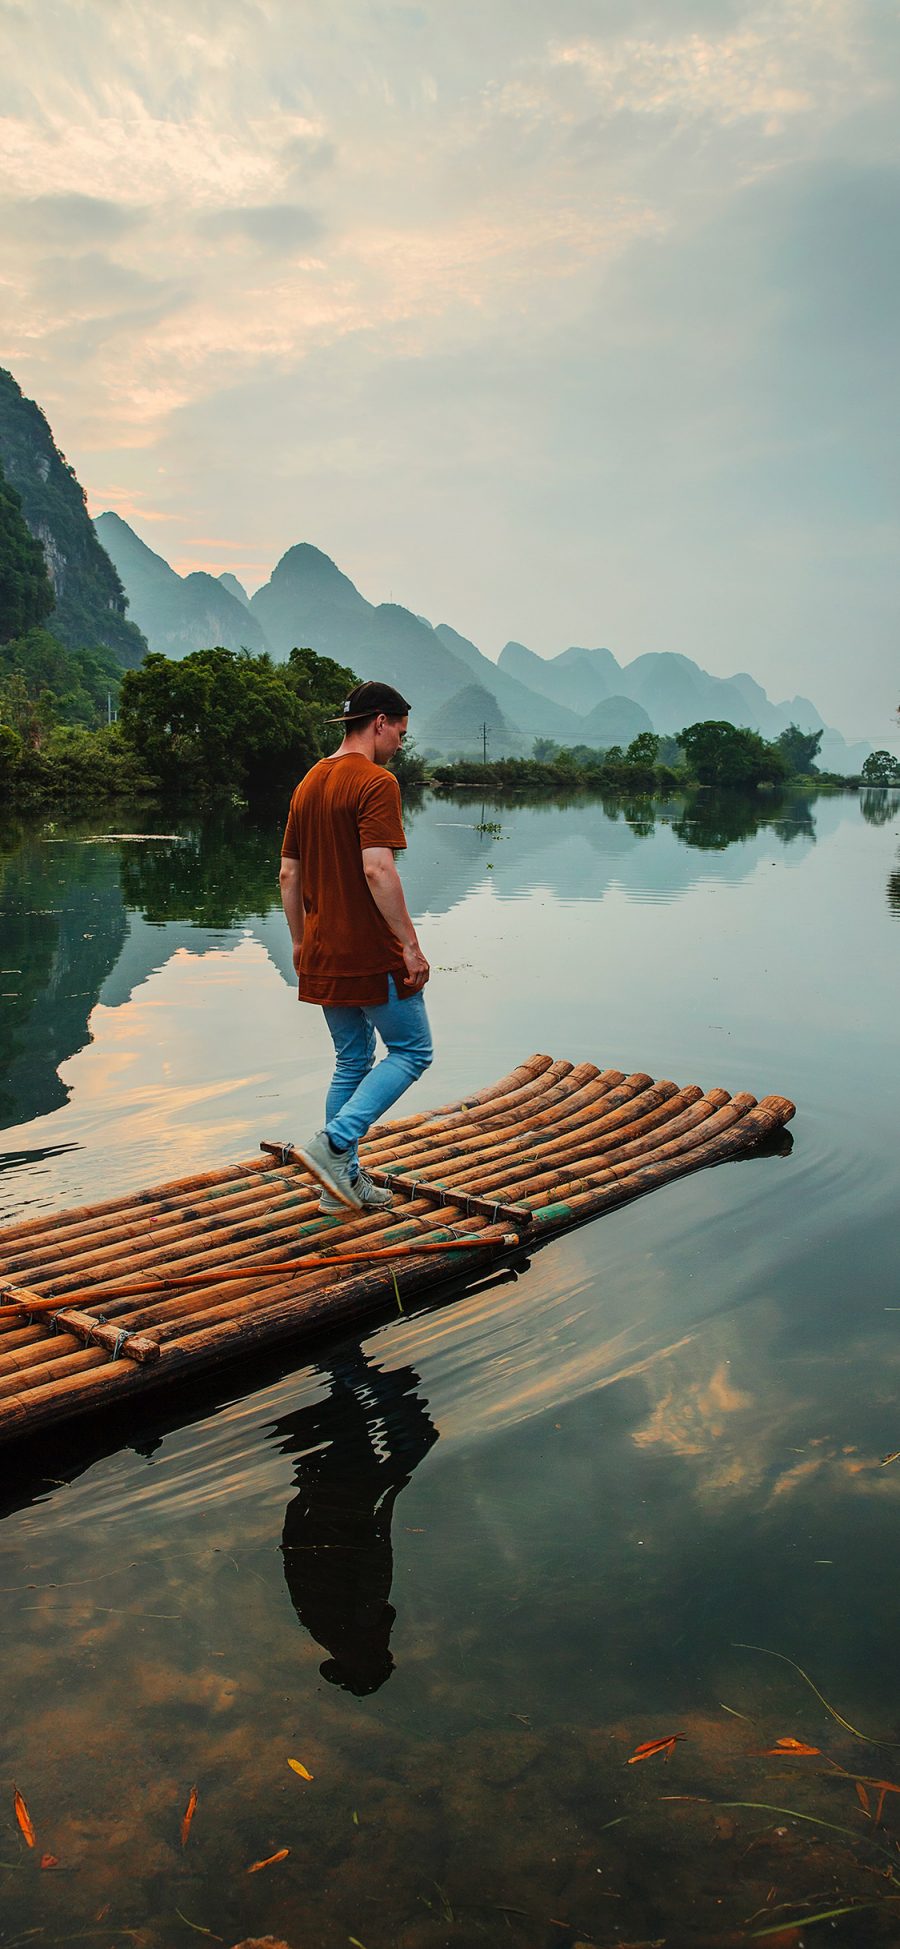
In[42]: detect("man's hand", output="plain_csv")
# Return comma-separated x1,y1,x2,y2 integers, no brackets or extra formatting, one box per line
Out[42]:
279,855,305,974
400,941,430,993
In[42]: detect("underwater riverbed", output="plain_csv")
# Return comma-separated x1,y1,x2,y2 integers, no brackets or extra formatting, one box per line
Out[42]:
0,785,898,1948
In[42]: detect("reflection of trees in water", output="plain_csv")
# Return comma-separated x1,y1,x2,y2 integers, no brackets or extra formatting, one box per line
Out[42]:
672,788,818,851
888,861,900,916
672,790,779,851
860,788,900,828
436,786,826,853
118,811,279,927
271,1346,438,1696
0,824,127,1125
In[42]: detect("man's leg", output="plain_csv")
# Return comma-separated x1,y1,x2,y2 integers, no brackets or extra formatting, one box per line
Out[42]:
299,982,432,1209
324,978,432,1153
322,1004,376,1182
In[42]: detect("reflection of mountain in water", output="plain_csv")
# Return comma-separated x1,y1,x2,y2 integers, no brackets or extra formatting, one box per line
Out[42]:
0,790,849,1129
397,787,822,921
0,827,128,1125
271,1348,438,1695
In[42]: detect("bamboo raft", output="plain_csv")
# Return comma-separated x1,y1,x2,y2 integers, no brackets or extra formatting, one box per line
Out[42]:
0,1054,795,1447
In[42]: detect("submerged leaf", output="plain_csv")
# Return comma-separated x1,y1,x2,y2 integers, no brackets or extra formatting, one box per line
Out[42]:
14,1789,36,1847
247,1846,290,1873
762,1738,821,1756
287,1759,313,1781
856,1781,871,1817
627,1733,685,1764
180,1785,198,1849
40,1852,59,1869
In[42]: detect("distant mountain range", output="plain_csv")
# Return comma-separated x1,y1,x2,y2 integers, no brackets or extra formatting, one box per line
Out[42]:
96,516,871,771
0,365,873,770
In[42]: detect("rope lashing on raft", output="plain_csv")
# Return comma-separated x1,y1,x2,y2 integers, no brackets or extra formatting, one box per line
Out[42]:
259,1139,534,1230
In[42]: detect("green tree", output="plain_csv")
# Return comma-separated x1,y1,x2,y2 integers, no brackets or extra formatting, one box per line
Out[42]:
119,644,351,800
0,459,55,642
776,723,823,774
678,720,787,788
532,736,560,762
625,730,660,768
861,750,900,785
0,626,123,729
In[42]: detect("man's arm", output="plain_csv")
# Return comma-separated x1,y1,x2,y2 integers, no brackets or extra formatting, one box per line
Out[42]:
279,854,305,975
362,846,429,993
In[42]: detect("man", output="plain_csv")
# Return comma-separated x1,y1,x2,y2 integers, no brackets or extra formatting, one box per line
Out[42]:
280,679,432,1213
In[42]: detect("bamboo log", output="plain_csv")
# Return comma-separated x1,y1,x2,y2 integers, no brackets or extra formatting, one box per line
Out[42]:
366,1051,556,1134
529,1096,796,1225
259,1142,533,1228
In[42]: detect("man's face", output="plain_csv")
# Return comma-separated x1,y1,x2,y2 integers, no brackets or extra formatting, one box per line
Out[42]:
373,713,408,764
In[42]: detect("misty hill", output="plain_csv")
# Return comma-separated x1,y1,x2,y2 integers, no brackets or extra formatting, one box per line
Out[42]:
420,683,526,758
95,513,272,659
98,506,871,769
246,545,591,742
432,624,588,743
500,641,621,715
0,369,146,665
218,572,252,609
498,641,868,774
581,696,655,745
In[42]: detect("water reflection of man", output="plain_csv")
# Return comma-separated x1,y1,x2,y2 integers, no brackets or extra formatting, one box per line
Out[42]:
272,1346,438,1696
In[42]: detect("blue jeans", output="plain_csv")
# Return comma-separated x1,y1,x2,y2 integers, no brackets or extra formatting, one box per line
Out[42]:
323,976,433,1172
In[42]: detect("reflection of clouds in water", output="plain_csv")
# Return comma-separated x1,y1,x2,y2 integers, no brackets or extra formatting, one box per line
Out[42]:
632,1359,754,1459
0,940,319,1219
628,1328,900,1508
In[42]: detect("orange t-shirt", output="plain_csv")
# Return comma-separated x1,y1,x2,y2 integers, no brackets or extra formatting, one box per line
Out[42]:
281,753,408,1006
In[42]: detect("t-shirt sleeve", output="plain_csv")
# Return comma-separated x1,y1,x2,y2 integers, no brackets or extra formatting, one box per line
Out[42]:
357,771,406,851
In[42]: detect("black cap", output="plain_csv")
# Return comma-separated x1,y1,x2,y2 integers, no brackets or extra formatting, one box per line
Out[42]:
327,680,411,723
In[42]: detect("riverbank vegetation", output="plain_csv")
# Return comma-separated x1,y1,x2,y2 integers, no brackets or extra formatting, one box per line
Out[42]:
430,722,867,796
0,635,889,811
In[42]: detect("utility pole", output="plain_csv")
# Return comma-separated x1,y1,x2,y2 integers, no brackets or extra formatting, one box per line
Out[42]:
482,721,488,765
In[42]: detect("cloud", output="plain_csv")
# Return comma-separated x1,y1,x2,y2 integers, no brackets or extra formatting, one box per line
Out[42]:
0,192,146,244
198,201,323,249
31,251,183,314
0,0,896,730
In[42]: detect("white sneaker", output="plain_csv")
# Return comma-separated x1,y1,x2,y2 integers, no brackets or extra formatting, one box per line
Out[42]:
296,1130,365,1210
319,1167,394,1217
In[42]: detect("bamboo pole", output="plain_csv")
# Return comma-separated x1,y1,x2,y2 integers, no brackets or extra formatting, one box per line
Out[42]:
365,1052,555,1134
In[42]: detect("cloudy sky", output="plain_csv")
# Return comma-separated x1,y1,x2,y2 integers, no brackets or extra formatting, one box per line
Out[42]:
1,0,897,738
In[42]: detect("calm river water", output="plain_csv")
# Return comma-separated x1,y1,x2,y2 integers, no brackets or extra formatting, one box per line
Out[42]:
0,786,898,1949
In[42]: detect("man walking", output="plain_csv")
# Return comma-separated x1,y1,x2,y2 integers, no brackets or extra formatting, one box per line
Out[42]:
280,680,432,1213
